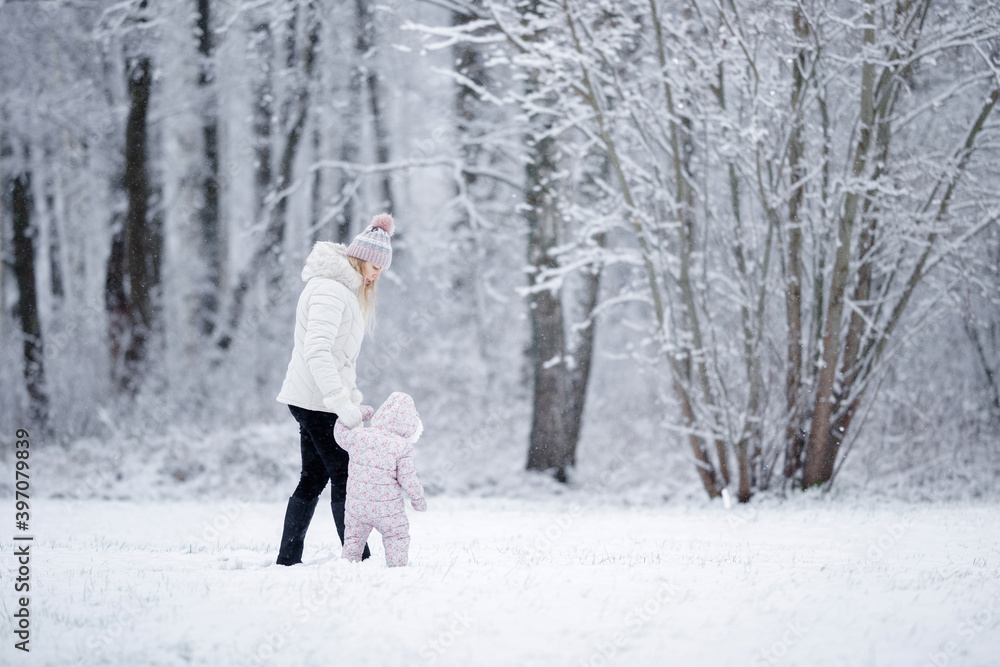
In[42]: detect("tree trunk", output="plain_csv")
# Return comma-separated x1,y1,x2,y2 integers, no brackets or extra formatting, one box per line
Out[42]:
39,148,65,302
10,161,49,428
521,3,569,480
267,0,319,289
802,0,876,487
564,236,604,468
195,0,222,337
336,60,361,243
217,9,274,350
965,308,1000,418
728,157,757,501
714,51,764,501
451,4,500,386
521,2,601,482
524,125,570,480
108,53,158,394
355,0,394,214
643,0,720,498
309,117,323,245
250,14,274,231
783,5,809,483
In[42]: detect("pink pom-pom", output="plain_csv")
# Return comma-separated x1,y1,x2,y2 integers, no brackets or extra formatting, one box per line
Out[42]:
371,213,394,237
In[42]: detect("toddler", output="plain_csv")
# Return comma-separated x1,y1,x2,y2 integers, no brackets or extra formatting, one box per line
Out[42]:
334,392,427,566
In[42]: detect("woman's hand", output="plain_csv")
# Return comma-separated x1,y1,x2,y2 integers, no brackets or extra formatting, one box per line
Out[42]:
324,393,363,428
338,404,362,429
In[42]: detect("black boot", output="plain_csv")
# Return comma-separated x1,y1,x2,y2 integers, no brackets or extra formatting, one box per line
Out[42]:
331,500,370,561
276,496,319,566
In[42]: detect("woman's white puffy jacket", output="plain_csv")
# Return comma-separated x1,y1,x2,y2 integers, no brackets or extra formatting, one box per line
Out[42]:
276,242,365,413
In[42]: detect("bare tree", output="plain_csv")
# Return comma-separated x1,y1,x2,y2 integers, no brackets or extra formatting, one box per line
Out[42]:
220,0,321,349
956,219,1000,423
449,1,516,390
433,1,609,482
104,0,161,394
7,146,49,428
430,0,1000,497
522,65,570,478
355,0,395,214
194,0,223,337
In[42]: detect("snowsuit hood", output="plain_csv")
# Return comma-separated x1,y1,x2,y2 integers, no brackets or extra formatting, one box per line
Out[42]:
301,241,362,292
371,391,423,443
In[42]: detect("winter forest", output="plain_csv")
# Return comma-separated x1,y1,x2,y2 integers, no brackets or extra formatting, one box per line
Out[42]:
2,0,1000,665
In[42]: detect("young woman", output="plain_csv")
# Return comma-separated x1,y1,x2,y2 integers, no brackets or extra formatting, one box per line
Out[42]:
274,213,394,566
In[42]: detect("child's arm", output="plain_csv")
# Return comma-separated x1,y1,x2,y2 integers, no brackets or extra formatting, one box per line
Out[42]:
397,446,427,511
333,418,358,451
333,406,373,448
332,407,372,450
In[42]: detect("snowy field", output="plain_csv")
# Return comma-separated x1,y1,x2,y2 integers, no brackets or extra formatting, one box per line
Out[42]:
2,496,999,667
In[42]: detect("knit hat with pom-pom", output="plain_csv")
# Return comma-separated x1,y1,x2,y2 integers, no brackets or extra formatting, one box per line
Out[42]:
346,213,394,269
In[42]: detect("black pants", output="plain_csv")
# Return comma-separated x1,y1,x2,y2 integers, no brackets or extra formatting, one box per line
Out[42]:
288,404,349,503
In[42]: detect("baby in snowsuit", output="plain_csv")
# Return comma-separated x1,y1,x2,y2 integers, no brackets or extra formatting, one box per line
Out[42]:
334,392,427,566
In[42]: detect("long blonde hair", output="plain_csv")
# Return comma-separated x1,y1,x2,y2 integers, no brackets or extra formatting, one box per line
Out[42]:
347,255,377,337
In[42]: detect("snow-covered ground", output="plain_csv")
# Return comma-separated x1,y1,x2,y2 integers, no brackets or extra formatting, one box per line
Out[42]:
2,496,999,666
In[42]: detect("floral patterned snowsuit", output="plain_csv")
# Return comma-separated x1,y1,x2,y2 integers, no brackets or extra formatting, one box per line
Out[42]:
334,392,427,566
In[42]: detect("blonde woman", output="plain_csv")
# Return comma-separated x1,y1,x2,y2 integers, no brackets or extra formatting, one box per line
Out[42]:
274,214,394,566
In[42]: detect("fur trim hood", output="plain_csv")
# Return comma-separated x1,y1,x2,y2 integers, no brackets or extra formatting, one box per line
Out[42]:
301,242,362,292
371,392,423,443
